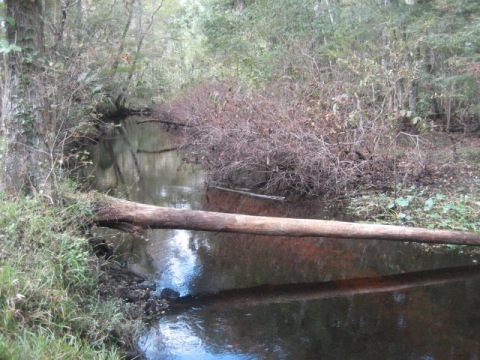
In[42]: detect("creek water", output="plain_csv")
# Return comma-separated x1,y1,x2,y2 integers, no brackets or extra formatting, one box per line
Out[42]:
86,117,480,359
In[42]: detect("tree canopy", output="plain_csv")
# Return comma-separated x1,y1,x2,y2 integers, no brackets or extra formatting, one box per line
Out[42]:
152,0,477,195
0,0,479,196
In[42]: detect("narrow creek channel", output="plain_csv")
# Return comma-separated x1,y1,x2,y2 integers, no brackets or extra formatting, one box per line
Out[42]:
85,117,480,359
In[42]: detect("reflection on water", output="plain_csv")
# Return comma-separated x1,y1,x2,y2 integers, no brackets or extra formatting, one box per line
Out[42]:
86,117,480,359
142,282,480,359
143,312,255,360
164,230,200,296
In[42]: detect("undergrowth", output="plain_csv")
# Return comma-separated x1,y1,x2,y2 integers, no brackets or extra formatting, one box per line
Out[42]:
165,80,398,197
0,193,137,359
349,183,480,233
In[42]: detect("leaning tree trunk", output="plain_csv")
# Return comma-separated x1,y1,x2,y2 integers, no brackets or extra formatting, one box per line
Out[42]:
1,0,54,197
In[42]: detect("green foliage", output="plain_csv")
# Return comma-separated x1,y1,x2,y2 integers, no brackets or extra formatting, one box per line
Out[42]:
349,184,480,232
169,0,480,132
159,0,480,196
0,39,21,53
0,194,131,359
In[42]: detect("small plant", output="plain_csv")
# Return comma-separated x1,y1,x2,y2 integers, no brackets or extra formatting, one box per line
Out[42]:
350,184,480,232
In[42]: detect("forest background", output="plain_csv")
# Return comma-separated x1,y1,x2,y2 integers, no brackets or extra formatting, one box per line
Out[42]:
0,0,479,358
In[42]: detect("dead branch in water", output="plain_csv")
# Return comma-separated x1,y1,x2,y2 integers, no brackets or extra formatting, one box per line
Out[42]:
136,118,190,127
213,186,285,201
137,146,180,154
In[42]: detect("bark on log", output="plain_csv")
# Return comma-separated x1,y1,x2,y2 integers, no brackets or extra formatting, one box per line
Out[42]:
94,196,480,245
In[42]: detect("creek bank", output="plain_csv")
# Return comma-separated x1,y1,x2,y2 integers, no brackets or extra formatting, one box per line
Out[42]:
87,236,180,359
347,133,480,234
90,237,174,321
97,263,170,321
0,195,151,360
65,104,155,161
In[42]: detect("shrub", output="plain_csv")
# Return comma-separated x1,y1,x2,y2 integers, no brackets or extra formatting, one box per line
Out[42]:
162,80,424,196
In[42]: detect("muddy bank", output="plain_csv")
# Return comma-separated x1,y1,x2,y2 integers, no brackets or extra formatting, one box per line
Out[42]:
90,237,176,359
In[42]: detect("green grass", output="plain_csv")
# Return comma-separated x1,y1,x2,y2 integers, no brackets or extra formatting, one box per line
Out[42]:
0,194,134,359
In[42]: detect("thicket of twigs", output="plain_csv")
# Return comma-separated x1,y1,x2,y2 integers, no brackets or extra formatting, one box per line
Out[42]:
159,80,427,196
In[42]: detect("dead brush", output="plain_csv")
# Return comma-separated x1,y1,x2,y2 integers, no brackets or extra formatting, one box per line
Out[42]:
164,80,403,197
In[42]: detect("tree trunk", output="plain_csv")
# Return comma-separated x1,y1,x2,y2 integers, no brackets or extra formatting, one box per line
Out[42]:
324,0,336,24
111,0,135,74
1,0,54,197
94,197,480,246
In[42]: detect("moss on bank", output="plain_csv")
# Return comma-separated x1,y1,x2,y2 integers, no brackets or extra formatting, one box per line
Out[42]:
0,193,141,359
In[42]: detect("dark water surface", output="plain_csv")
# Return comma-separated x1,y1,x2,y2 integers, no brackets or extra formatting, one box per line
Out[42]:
86,117,480,359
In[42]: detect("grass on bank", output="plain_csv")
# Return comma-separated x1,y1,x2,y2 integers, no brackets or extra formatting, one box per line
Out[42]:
0,193,136,360
349,183,480,233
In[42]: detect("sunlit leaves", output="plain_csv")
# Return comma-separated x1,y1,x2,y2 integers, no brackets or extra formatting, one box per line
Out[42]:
0,39,21,53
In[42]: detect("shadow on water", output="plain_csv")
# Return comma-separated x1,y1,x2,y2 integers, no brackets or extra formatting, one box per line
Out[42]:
85,117,480,359
169,265,480,313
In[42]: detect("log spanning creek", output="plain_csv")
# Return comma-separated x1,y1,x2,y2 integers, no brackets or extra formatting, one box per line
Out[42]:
85,117,480,359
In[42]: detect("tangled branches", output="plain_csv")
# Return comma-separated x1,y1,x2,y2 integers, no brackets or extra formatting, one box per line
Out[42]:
160,81,417,197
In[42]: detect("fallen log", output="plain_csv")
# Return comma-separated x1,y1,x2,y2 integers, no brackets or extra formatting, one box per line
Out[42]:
94,196,480,245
